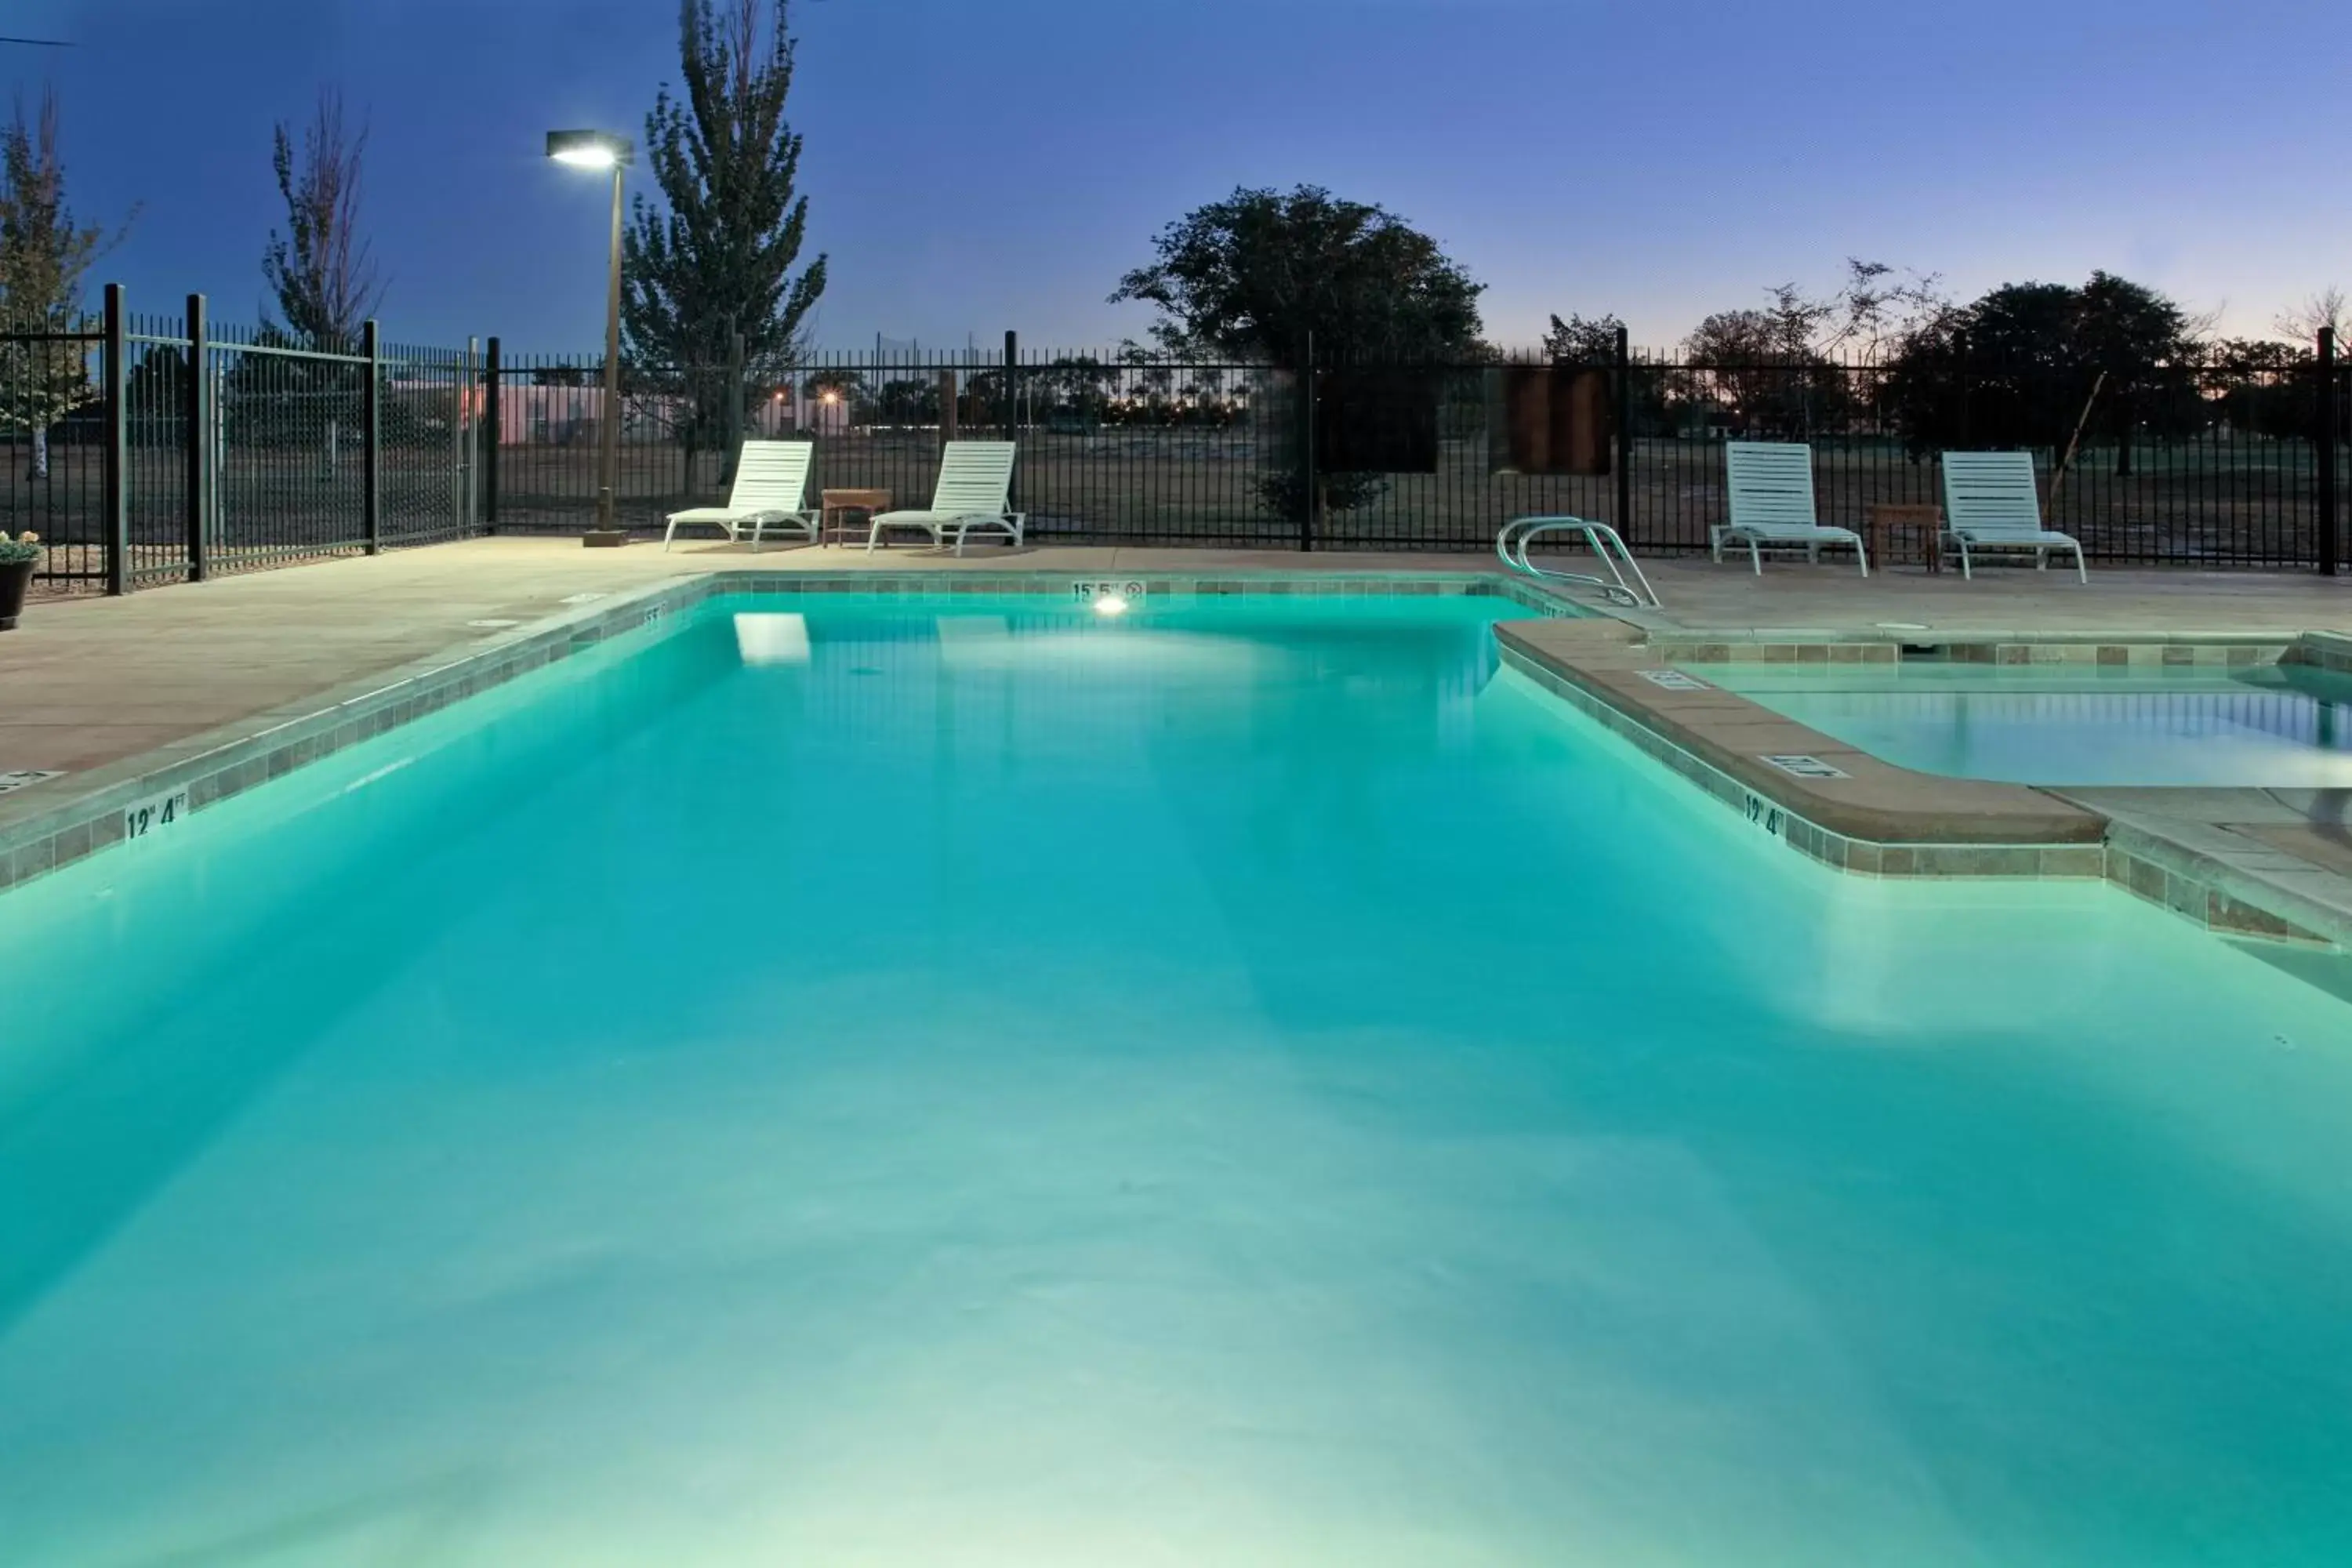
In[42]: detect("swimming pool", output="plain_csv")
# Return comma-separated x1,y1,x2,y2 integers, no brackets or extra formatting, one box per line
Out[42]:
1705,660,2352,786
5,593,2350,1565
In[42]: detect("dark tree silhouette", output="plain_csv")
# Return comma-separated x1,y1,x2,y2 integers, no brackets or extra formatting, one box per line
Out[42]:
624,0,827,474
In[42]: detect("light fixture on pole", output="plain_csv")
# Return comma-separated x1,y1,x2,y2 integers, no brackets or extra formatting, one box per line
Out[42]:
545,129,633,547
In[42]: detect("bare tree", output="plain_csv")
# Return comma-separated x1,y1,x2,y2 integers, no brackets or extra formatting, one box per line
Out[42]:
262,89,383,349
1823,260,1955,360
2274,285,2350,347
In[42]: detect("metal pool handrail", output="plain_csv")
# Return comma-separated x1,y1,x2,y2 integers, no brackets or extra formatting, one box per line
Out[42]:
1496,517,1663,608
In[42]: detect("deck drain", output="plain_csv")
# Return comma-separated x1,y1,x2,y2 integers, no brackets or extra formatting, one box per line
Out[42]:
1874,622,1930,632
560,592,608,605
466,618,522,629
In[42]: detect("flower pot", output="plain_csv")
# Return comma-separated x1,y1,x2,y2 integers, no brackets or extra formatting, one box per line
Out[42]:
0,559,31,631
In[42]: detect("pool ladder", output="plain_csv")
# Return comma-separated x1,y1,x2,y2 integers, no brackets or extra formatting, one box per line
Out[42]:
1496,517,1663,609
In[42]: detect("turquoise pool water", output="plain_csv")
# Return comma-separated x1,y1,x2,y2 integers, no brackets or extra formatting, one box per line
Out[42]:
1705,661,2352,786
4,594,2350,1566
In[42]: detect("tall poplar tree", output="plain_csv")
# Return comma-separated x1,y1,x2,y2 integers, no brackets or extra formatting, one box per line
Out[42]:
623,0,826,466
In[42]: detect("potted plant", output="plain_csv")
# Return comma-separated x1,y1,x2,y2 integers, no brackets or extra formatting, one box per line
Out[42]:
0,532,38,631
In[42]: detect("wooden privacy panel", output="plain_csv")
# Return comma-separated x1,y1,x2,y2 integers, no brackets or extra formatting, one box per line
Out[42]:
1486,366,1613,476
1316,368,1439,474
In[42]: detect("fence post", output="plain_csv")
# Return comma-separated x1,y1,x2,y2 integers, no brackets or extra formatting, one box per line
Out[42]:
1003,330,1019,440
362,319,381,554
482,336,501,530
2319,327,2339,578
1613,325,1633,541
183,292,209,581
1004,329,1020,522
101,282,129,595
1298,330,1318,552
454,339,473,535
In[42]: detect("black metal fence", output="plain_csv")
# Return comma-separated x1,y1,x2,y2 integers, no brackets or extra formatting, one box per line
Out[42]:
9,296,2347,595
4,285,478,595
482,335,2352,571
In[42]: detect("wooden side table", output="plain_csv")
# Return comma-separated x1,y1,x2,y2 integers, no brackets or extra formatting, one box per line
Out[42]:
819,488,892,546
1864,503,1944,572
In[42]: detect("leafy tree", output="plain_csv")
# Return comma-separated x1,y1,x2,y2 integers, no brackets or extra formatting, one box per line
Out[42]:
868,376,938,426
1671,263,1951,440
1537,310,1687,438
1110,184,1483,363
1681,298,1853,439
1684,307,1783,363
1112,185,1482,521
1885,272,2204,470
624,0,827,474
800,363,858,416
1696,274,1917,359
2075,271,2198,376
0,90,120,479
1033,354,1116,417
1541,311,1623,363
802,365,858,397
262,89,382,350
2203,336,2313,441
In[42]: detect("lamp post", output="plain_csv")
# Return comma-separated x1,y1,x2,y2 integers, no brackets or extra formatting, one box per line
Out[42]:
545,129,633,547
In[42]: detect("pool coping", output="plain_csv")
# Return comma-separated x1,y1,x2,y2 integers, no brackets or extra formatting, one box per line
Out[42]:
7,565,2347,960
1494,617,2352,953
1494,620,2108,869
0,568,1578,897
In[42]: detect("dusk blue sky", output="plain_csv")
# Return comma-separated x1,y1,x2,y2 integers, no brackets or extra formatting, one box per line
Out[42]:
7,0,2346,351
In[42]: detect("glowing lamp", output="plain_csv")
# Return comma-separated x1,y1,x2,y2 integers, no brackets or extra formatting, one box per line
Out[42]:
544,129,630,169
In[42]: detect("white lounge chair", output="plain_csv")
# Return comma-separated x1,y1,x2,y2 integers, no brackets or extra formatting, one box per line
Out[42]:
1939,451,2086,583
662,440,819,551
865,441,1025,555
1715,442,1868,575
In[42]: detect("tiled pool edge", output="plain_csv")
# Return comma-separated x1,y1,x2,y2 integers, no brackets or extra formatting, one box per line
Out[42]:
1653,635,2299,668
0,569,1580,897
0,577,699,896
2100,826,2350,951
1497,632,2350,954
1496,641,2104,881
2288,629,2352,675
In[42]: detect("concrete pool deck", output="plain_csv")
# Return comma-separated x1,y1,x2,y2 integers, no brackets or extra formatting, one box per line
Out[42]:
1606,555,2352,640
4,538,2350,953
0,539,1542,775
9,539,2346,775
